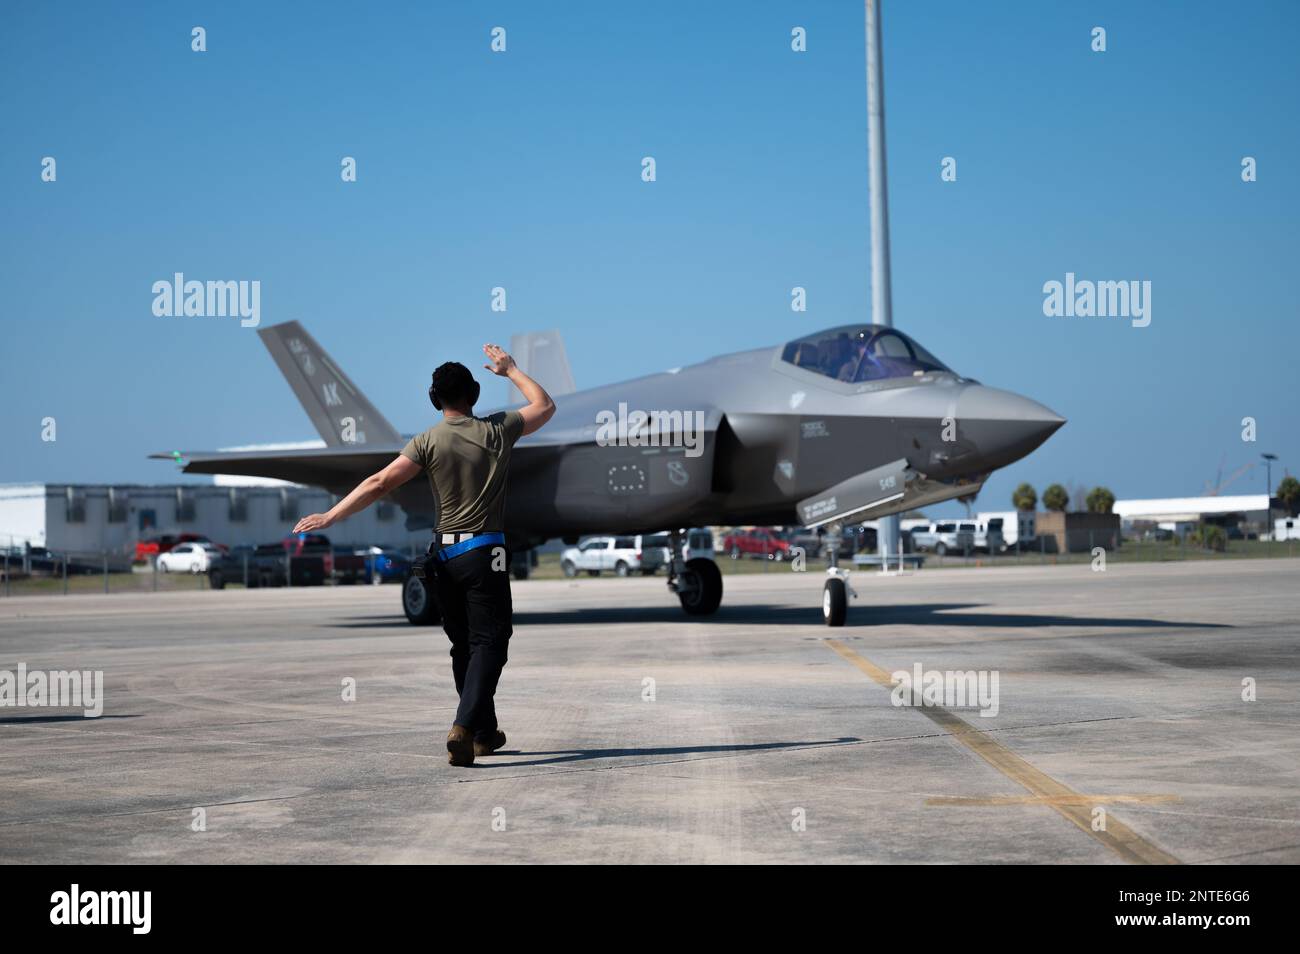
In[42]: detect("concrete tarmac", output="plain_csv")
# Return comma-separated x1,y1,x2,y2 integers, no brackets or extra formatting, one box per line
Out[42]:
1,559,1296,864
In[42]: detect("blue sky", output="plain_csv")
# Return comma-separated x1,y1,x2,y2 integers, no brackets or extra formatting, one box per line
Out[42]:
1,0,1296,514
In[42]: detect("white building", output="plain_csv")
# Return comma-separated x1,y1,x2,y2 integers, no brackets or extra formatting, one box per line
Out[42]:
0,483,430,558
1113,494,1271,534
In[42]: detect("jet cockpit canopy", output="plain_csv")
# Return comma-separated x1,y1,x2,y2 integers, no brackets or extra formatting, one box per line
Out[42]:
781,324,953,384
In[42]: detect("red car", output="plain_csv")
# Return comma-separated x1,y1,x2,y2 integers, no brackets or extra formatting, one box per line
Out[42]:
721,528,791,561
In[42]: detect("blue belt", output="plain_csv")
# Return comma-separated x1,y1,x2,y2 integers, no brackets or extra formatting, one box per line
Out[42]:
435,532,506,563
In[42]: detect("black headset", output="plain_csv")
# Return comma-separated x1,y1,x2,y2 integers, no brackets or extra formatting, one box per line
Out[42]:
429,375,480,411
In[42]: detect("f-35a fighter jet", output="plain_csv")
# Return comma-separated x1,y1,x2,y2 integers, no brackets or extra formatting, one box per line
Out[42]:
156,321,1063,626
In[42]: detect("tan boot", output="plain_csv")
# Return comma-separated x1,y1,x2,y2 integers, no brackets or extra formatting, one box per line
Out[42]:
446,724,475,766
474,729,507,757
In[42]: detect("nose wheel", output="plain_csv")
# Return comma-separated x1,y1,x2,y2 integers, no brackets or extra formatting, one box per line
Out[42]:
823,576,847,626
821,520,854,626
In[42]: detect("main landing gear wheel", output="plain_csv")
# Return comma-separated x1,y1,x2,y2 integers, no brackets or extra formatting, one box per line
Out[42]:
677,557,723,616
402,574,441,625
823,577,847,627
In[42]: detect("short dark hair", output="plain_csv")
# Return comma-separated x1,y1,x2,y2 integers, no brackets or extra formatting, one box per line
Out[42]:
429,362,479,410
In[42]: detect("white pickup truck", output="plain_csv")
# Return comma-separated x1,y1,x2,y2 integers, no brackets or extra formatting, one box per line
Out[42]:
560,535,670,577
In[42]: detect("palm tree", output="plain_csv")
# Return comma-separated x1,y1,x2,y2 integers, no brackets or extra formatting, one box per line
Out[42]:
1277,475,1300,516
1012,483,1037,511
1042,484,1069,512
1085,486,1116,514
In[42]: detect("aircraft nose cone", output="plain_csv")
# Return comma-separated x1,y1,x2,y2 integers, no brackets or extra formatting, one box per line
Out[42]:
956,385,1065,469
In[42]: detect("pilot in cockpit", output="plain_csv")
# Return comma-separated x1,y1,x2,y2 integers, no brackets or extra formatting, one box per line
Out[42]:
838,330,879,382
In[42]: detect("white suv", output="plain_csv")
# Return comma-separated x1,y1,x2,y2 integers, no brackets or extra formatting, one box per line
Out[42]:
560,535,670,577
909,522,975,556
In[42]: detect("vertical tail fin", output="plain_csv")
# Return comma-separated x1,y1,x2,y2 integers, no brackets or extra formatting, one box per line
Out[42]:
257,321,403,447
507,329,576,405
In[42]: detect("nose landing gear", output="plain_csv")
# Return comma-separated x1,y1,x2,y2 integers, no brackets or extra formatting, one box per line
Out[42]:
821,522,856,627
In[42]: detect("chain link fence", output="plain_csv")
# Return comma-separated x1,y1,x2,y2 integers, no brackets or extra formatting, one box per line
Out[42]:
3,530,1295,594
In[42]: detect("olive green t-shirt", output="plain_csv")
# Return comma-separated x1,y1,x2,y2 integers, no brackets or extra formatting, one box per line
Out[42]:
401,410,525,533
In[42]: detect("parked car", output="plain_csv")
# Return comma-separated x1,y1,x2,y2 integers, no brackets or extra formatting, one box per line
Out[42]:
275,534,366,583
682,528,715,561
786,527,823,557
721,527,791,561
909,524,939,551
559,535,669,577
979,518,1007,552
635,534,672,574
784,526,861,560
354,547,411,583
329,545,370,584
857,525,880,554
910,522,974,556
206,545,257,588
156,541,221,574
963,521,1002,553
510,548,539,580
211,534,369,588
232,541,331,588
244,542,324,587
136,533,222,563
978,511,1034,549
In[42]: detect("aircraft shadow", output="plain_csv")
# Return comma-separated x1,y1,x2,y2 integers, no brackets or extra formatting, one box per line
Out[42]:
332,606,822,629
331,602,1226,630
478,737,861,768
862,603,1230,630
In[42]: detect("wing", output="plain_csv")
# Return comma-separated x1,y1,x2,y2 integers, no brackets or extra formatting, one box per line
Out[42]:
151,446,397,494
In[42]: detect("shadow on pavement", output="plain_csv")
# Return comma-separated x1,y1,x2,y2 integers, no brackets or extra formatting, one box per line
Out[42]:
331,602,1228,630
478,737,862,768
0,714,140,725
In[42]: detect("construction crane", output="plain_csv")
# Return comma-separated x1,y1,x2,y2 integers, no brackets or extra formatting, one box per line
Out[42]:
1204,460,1257,496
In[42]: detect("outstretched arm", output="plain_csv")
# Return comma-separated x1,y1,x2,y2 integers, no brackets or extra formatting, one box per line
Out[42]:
483,343,555,436
293,455,422,533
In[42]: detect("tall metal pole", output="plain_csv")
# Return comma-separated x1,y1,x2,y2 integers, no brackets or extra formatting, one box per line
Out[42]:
867,0,901,564
867,0,892,330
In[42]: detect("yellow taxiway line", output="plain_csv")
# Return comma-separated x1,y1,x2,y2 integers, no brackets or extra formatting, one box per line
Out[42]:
824,638,1181,865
